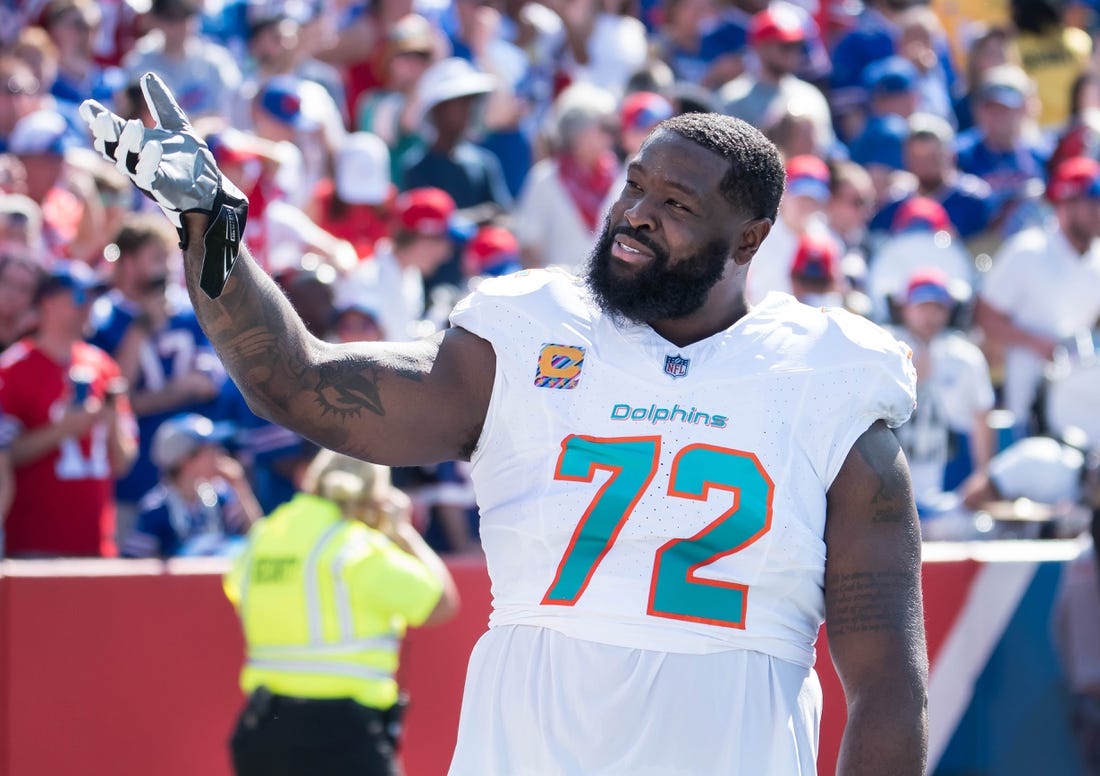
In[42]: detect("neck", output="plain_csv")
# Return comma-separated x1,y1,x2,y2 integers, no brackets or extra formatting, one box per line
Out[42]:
916,175,946,195
58,55,88,80
163,36,188,58
431,135,460,154
172,474,201,500
1064,227,1092,255
649,289,751,348
34,328,76,363
983,133,1015,153
758,63,785,86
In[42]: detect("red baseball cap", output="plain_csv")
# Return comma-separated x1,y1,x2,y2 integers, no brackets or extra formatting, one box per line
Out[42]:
620,91,674,134
394,187,457,236
750,6,807,46
205,130,262,167
463,225,521,276
786,155,831,202
790,233,839,281
905,266,954,306
1046,156,1100,204
891,196,951,234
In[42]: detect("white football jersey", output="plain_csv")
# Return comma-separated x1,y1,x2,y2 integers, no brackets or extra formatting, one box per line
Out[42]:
447,270,916,774
452,269,915,664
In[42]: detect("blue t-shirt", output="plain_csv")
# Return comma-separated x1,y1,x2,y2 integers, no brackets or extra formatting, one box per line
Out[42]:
89,295,225,503
400,142,514,211
829,9,956,123
699,12,750,63
869,175,995,238
122,481,244,558
955,129,1050,234
216,379,309,515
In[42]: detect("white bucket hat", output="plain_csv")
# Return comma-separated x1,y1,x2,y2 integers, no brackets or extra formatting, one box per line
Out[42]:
416,57,496,124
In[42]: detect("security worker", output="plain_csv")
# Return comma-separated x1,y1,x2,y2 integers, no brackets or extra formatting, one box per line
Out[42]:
224,449,459,776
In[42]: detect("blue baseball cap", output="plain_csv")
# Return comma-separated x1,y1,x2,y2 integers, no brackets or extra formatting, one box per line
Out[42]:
905,267,955,307
257,76,322,131
151,413,235,470
863,57,919,96
7,110,76,157
35,260,107,305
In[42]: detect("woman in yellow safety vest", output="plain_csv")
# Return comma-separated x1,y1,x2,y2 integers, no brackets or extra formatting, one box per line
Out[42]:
224,448,459,776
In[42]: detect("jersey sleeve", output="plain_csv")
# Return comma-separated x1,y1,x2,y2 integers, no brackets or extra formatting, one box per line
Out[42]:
449,268,587,344
802,309,918,486
348,532,443,628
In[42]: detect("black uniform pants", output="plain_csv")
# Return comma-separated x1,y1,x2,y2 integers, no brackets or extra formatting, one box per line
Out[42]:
230,689,402,776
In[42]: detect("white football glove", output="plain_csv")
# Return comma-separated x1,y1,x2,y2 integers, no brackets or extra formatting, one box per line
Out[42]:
78,72,248,299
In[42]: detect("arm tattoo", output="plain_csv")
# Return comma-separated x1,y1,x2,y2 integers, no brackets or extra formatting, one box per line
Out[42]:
184,243,423,450
853,429,910,524
315,359,385,419
826,571,916,636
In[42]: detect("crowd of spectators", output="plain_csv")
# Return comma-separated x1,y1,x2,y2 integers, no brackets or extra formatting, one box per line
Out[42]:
0,0,1099,563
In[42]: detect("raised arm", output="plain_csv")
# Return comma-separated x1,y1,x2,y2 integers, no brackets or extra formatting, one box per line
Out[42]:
824,420,928,776
79,74,496,467
179,215,494,465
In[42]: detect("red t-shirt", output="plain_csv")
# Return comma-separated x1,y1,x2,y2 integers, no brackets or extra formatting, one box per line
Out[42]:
312,178,392,261
0,340,133,557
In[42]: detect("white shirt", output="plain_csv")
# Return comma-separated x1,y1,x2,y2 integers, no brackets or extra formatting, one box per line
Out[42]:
347,247,426,342
981,222,1100,421
123,34,241,120
568,13,650,97
446,272,916,774
888,326,995,503
512,158,604,272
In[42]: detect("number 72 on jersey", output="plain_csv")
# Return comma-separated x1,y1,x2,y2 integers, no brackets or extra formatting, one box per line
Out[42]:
542,435,775,629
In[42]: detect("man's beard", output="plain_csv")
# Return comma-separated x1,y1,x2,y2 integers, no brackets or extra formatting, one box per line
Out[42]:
584,220,732,325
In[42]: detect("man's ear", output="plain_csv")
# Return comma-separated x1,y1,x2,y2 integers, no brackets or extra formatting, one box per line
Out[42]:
733,218,773,266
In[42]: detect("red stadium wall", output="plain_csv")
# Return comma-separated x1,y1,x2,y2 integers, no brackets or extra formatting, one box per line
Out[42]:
0,547,1081,776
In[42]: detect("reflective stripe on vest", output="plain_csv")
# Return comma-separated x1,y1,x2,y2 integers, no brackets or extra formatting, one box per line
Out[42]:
245,658,392,681
305,521,348,645
248,635,400,660
332,533,370,641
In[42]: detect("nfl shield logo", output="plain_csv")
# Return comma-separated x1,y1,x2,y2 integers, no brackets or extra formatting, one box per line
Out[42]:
663,354,690,379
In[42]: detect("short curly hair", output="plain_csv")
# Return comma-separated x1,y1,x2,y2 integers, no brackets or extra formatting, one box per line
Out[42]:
652,112,786,223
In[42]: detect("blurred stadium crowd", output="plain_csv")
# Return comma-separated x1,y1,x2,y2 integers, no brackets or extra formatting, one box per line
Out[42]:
0,0,1099,564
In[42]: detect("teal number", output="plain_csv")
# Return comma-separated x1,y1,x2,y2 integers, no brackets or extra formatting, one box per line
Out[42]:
543,438,773,630
542,436,660,604
650,445,773,629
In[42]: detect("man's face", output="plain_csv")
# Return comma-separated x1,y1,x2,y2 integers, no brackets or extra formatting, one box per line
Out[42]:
407,234,453,273
826,181,873,236
1060,197,1100,244
905,137,950,188
19,153,64,203
49,7,97,59
39,285,94,336
430,96,477,140
0,258,37,320
0,68,38,136
587,131,738,324
122,238,171,296
976,100,1024,147
757,40,805,77
901,299,950,341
